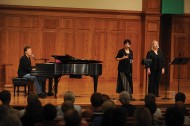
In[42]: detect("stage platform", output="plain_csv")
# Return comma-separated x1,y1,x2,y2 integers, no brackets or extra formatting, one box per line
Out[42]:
1,78,190,109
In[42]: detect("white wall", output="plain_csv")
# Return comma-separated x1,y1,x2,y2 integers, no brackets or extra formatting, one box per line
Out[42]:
184,0,190,14
0,0,142,11
0,0,189,13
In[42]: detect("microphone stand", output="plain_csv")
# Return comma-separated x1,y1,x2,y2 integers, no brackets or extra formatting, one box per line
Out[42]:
38,58,49,63
32,55,49,63
140,59,152,100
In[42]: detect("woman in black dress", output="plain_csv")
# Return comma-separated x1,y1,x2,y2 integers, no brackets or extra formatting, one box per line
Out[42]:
146,40,165,97
116,39,133,97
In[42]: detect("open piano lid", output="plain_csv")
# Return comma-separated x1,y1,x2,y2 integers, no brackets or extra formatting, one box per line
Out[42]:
52,54,102,63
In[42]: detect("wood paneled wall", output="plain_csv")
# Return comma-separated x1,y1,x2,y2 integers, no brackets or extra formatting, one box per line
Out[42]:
0,1,189,88
170,15,190,82
0,6,143,86
140,14,160,86
140,0,161,85
143,0,160,14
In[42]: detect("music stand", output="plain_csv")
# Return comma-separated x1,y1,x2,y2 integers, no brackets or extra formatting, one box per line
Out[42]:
170,57,190,92
141,59,152,99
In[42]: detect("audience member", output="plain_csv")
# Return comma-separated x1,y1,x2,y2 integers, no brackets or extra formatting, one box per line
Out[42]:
90,92,103,112
165,106,184,126
1,113,22,126
57,91,82,117
175,92,188,115
174,92,190,125
0,90,20,117
145,94,162,120
0,105,8,122
19,93,39,118
119,91,136,116
20,99,43,126
64,109,81,126
101,94,110,103
134,107,152,126
102,99,115,113
35,104,57,126
61,100,74,114
82,92,104,120
101,107,127,126
92,99,115,126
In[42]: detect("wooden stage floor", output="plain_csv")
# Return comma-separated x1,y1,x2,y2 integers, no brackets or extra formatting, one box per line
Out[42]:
1,78,190,108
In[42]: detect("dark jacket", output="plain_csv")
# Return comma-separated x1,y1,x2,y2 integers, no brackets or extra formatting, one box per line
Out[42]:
116,48,133,74
146,49,164,71
122,104,136,117
17,55,32,77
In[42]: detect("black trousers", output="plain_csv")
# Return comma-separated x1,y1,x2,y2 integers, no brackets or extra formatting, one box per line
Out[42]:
148,70,162,96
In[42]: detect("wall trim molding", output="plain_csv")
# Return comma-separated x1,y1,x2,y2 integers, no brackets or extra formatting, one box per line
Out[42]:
0,4,142,15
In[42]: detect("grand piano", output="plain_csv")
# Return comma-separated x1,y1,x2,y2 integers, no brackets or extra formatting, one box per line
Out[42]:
31,54,102,98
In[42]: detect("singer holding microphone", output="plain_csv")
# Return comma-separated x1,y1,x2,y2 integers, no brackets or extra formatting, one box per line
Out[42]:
146,40,165,97
17,46,46,98
116,39,134,99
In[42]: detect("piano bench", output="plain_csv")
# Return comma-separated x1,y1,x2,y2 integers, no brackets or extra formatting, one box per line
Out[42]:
12,77,32,96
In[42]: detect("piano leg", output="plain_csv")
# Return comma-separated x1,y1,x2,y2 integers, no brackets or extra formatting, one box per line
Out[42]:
47,77,54,96
54,76,60,98
93,75,99,92
42,81,46,93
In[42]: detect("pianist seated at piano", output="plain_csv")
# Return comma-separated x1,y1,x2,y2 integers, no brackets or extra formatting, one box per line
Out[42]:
17,46,46,99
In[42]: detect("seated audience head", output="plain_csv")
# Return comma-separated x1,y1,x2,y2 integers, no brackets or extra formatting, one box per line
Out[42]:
64,91,76,103
90,92,103,111
175,92,186,103
64,109,81,126
165,106,184,126
27,93,39,105
134,107,152,126
145,93,156,105
101,94,110,103
61,100,74,114
174,92,189,115
144,93,157,116
42,104,57,121
145,102,157,115
25,99,43,118
119,91,130,105
102,107,127,126
0,90,11,105
102,99,115,113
